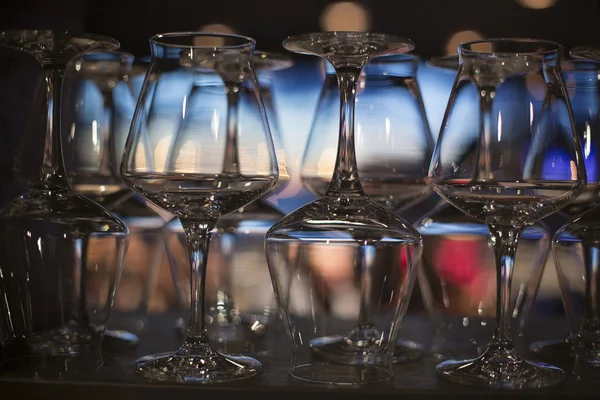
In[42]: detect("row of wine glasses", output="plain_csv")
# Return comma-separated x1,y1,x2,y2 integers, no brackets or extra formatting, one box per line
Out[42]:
0,28,597,392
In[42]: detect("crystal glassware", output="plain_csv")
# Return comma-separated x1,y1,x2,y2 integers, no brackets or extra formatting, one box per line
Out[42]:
299,54,434,364
165,51,292,355
266,31,422,385
121,32,278,384
61,51,167,348
429,38,586,389
423,55,552,361
0,30,128,372
529,58,600,361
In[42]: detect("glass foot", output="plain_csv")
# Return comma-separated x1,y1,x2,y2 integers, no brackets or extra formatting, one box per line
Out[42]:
134,345,262,384
437,353,565,389
392,339,424,364
310,326,386,365
290,362,392,385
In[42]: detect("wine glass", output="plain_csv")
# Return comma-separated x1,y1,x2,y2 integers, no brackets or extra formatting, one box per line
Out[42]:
266,32,422,385
121,32,278,383
60,51,167,348
429,38,586,389
165,51,293,355
299,54,434,364
529,58,600,361
0,30,128,371
424,55,551,361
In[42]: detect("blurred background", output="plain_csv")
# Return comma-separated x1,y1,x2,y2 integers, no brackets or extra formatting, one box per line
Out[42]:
0,0,598,326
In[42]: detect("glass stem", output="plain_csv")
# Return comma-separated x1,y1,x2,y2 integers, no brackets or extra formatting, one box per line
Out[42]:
40,67,70,189
357,243,376,327
326,68,364,196
489,226,522,357
222,83,241,175
181,219,216,348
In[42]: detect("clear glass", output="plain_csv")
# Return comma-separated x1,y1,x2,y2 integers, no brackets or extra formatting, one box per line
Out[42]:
60,51,167,348
416,203,550,360
0,30,128,372
266,31,422,385
121,32,278,384
529,59,600,361
429,38,586,389
423,55,551,361
165,51,292,355
300,54,435,364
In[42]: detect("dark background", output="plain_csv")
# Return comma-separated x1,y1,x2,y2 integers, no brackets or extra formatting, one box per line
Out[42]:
1,0,600,205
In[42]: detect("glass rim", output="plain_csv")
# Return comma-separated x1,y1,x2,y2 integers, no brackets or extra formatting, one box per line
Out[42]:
283,31,414,51
150,31,255,49
0,29,119,47
459,38,562,57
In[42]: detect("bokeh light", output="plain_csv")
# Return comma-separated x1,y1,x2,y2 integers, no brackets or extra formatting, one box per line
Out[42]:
195,24,237,46
319,2,371,32
515,0,558,9
445,30,486,55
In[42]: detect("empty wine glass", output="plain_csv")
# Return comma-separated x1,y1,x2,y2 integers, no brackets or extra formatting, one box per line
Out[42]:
165,51,293,355
60,51,167,348
429,38,586,389
121,32,278,383
424,55,552,361
266,32,422,385
300,54,434,364
0,30,128,371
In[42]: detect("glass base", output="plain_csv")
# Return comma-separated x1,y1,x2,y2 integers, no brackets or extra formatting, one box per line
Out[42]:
103,329,140,351
437,354,565,389
310,326,386,365
392,339,425,364
529,337,574,362
134,346,262,384
290,362,392,385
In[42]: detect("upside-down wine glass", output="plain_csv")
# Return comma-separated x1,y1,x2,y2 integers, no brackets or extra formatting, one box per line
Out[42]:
0,30,128,371
529,57,600,362
266,31,422,385
121,32,278,383
59,51,167,348
428,39,586,389
299,54,434,364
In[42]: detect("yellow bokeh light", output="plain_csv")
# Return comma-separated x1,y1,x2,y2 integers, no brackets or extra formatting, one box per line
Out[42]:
319,2,371,32
195,24,237,46
445,30,487,55
515,0,558,9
